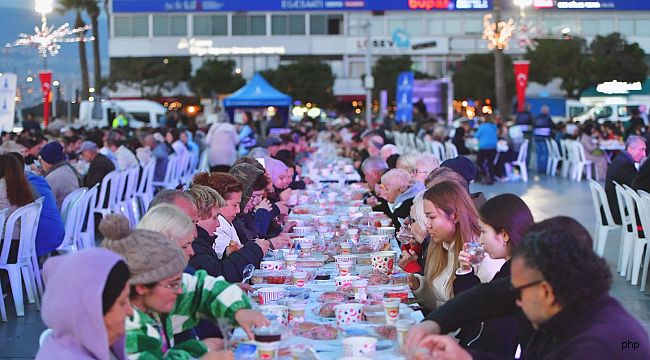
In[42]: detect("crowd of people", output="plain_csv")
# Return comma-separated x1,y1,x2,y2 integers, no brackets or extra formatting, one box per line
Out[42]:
0,109,649,359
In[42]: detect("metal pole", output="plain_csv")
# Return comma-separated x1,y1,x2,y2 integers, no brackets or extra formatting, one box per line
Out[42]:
364,22,373,130
493,0,511,119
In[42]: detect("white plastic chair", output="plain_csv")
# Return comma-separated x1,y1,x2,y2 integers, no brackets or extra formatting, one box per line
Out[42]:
0,200,43,317
623,185,648,285
57,188,87,253
94,170,121,218
547,139,562,177
152,154,178,190
507,140,529,182
77,185,99,249
445,141,458,160
407,133,417,152
588,179,622,257
135,160,156,218
197,150,209,173
613,182,633,275
616,183,640,279
0,208,7,321
637,190,650,292
118,166,140,227
572,141,594,181
560,139,572,178
430,140,446,163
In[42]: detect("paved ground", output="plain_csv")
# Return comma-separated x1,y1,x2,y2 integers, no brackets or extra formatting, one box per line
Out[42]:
1,174,649,358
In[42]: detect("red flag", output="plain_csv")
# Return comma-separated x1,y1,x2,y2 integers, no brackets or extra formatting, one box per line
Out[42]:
39,70,53,127
513,61,530,113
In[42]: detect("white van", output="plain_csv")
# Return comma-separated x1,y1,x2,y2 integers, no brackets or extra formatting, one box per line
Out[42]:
573,103,645,123
78,99,167,128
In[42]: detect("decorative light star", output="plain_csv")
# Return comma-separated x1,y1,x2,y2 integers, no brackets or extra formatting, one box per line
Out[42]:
8,16,93,58
482,14,516,51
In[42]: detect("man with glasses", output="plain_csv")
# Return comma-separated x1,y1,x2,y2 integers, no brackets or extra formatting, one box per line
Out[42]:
404,216,649,359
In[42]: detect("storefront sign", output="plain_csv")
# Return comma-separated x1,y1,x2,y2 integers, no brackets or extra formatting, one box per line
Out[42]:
177,38,285,56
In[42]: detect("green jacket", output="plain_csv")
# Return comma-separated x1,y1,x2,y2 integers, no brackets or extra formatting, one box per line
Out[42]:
125,270,251,359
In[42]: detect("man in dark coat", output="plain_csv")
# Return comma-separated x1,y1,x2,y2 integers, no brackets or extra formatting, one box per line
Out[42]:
605,135,646,224
403,217,650,360
79,141,115,188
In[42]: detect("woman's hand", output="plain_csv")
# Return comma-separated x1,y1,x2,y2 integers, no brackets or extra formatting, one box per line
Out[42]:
201,338,225,351
270,234,291,249
255,199,273,212
403,321,441,357
234,309,270,340
457,250,472,271
407,274,420,291
201,350,234,360
398,249,418,270
254,238,271,255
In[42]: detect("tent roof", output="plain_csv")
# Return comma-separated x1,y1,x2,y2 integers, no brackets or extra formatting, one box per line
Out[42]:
581,79,650,98
223,73,292,107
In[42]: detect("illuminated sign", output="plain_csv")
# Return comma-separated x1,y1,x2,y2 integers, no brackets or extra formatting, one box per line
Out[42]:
596,81,643,95
532,0,554,8
113,0,492,12
177,38,286,56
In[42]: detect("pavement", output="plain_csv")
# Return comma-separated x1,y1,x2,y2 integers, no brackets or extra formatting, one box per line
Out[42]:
1,174,649,359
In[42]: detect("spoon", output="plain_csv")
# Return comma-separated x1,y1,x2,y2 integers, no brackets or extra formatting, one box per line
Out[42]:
242,264,255,283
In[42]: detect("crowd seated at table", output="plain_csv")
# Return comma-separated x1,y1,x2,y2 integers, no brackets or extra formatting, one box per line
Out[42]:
0,113,647,360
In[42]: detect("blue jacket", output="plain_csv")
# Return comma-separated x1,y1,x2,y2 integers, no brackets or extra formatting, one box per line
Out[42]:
475,123,498,150
26,172,65,256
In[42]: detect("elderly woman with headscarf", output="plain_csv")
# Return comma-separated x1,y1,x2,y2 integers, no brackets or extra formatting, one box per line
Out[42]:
376,168,425,231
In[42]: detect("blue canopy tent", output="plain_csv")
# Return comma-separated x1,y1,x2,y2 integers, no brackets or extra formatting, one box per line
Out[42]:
223,73,292,126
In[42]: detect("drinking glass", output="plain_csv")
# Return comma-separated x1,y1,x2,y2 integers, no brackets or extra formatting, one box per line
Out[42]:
463,242,486,265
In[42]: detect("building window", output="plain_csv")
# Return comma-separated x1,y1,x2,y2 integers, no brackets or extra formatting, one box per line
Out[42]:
428,19,461,36
193,15,227,36
232,15,266,35
114,15,148,37
272,15,305,35
153,15,187,36
310,14,343,35
388,18,423,36
637,20,650,36
618,20,634,36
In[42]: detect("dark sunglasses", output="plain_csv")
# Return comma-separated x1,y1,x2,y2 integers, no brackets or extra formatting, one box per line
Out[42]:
510,280,544,300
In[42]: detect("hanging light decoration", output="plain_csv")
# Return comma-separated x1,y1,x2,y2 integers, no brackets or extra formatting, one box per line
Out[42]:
482,14,516,50
7,0,93,59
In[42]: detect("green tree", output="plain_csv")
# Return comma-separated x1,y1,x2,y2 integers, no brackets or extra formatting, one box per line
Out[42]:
189,59,245,98
453,54,515,102
526,38,590,98
84,0,102,92
587,32,648,86
57,0,90,100
262,59,335,106
109,57,191,97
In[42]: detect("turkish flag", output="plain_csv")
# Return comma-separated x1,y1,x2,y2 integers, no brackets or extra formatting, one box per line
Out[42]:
513,61,530,113
39,70,53,127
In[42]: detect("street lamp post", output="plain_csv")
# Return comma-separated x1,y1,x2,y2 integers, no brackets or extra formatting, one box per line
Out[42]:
493,0,509,119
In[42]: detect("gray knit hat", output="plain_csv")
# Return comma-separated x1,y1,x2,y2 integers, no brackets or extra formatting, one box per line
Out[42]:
99,215,187,285
229,163,264,212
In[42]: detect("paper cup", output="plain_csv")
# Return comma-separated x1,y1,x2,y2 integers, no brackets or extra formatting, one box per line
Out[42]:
371,251,396,274
257,287,286,305
337,261,353,276
379,218,393,227
342,336,377,356
335,275,360,288
334,303,364,326
395,319,415,348
293,270,308,288
260,260,285,271
352,279,369,301
288,302,306,324
259,305,289,326
284,253,298,271
382,298,401,325
300,243,313,255
340,242,352,255
256,341,279,360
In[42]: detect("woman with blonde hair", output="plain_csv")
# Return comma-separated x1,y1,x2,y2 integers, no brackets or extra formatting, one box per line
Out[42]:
187,184,269,282
397,153,440,184
137,204,196,260
408,180,503,311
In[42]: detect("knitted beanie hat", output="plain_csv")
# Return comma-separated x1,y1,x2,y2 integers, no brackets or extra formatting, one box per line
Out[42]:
229,163,264,212
99,215,187,285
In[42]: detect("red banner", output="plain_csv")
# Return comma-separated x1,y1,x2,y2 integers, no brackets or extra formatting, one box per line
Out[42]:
39,70,53,127
513,61,530,113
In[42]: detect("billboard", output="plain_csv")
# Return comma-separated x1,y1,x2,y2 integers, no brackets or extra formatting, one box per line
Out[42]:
112,0,492,13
